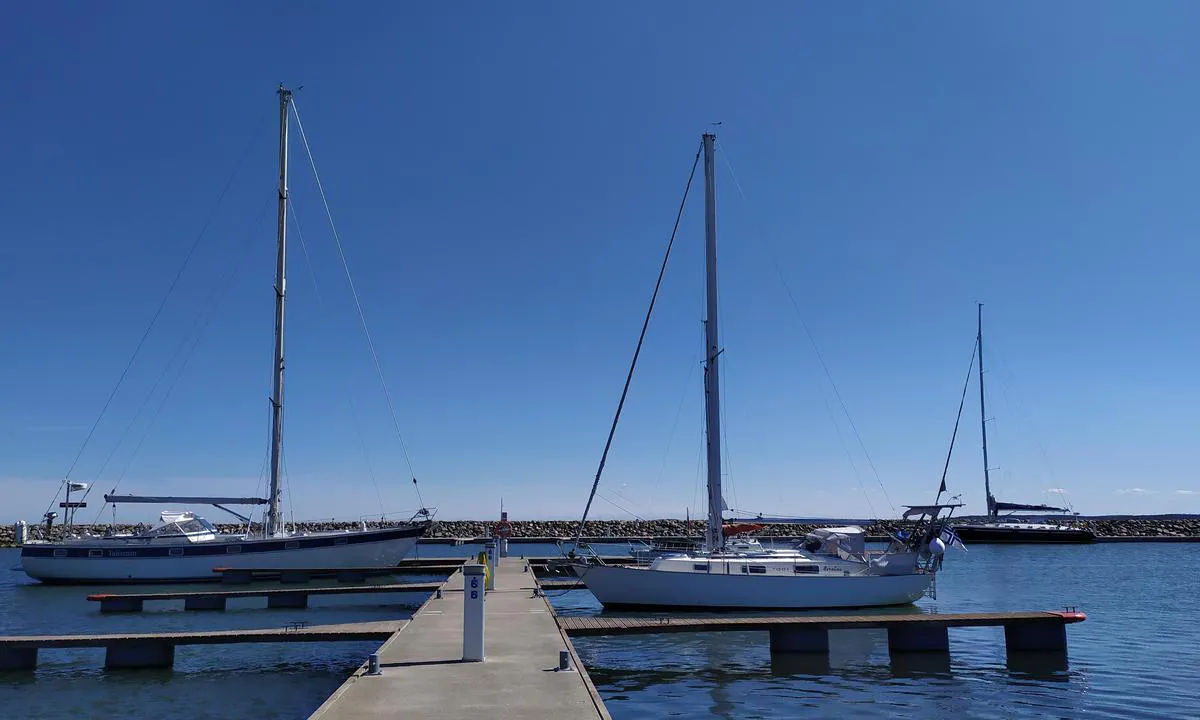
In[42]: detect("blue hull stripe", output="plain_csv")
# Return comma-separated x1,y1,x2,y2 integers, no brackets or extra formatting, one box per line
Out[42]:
20,523,429,559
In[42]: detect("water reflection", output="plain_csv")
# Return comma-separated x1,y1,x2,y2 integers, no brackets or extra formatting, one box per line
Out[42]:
889,652,952,678
1006,650,1069,680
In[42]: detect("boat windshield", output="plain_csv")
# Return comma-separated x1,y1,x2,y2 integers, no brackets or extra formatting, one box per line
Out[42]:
142,515,217,538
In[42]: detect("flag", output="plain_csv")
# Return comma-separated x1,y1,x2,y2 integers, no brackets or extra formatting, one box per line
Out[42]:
67,482,89,492
938,477,947,494
940,526,967,551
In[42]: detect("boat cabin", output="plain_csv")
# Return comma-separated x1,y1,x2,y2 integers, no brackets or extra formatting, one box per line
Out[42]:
137,511,220,543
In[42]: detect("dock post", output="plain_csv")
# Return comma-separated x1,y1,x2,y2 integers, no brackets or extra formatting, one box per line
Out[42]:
769,627,830,654
267,593,309,609
484,541,497,591
1004,619,1067,652
0,647,37,671
105,641,175,669
463,564,486,662
887,625,950,653
97,597,145,613
183,596,228,611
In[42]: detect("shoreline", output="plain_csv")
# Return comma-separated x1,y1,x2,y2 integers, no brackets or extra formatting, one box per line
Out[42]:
4,516,1200,547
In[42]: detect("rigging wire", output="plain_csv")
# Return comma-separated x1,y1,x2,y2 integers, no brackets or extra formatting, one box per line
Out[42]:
289,201,387,515
83,198,274,524
935,337,980,505
289,99,425,510
988,341,1062,501
718,146,896,516
571,142,704,551
652,331,704,492
47,122,268,521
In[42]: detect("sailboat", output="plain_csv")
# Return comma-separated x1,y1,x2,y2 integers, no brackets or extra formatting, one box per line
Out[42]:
20,87,432,583
952,305,1094,544
570,133,958,609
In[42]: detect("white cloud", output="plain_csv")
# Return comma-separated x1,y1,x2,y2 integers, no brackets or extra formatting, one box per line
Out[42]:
1116,488,1159,495
1045,488,1069,494
1175,490,1199,496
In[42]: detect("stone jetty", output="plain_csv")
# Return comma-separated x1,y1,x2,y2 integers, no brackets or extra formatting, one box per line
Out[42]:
3,517,1200,547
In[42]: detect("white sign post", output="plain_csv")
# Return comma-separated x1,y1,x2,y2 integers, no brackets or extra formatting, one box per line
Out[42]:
462,564,486,662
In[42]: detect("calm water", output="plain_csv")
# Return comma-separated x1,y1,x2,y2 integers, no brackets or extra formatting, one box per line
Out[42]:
2,543,1198,718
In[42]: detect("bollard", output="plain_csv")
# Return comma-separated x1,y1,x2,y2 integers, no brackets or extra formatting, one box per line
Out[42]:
366,653,381,676
462,564,486,662
436,588,443,599
484,541,497,591
558,650,573,672
499,537,509,558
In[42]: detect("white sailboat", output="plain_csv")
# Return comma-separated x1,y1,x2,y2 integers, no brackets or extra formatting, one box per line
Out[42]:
571,133,957,609
21,87,431,583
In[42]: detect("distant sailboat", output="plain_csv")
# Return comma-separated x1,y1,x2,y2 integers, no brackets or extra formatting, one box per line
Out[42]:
953,305,1094,544
570,133,958,609
21,87,432,583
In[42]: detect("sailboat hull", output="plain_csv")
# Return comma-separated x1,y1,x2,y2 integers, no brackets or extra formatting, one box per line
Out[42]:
576,563,933,610
20,524,428,584
954,524,1095,544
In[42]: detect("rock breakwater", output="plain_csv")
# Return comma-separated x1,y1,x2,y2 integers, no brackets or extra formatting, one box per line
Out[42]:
2,517,1200,547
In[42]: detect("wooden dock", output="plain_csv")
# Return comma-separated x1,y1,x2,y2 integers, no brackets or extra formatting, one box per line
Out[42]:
0,621,403,670
86,582,444,612
309,558,610,720
215,565,463,584
557,610,1087,655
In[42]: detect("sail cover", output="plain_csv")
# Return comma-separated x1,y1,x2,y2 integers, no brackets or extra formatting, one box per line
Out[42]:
993,501,1068,513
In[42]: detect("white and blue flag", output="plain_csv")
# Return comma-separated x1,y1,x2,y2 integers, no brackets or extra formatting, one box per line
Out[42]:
940,526,967,551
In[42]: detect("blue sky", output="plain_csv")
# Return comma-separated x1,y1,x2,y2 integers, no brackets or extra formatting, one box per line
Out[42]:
2,2,1198,523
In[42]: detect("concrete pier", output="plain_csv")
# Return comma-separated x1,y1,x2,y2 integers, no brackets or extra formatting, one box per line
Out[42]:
87,582,442,613
769,628,830,654
216,565,462,584
310,558,609,719
0,621,403,670
1005,618,1067,651
106,640,175,669
558,610,1086,662
887,625,950,653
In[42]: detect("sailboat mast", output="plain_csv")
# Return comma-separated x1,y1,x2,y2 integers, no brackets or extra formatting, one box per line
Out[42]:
266,86,292,538
977,302,994,518
702,133,724,553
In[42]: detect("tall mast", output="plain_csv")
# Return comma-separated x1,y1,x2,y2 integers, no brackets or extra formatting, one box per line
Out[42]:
977,302,994,518
266,86,292,538
702,133,724,553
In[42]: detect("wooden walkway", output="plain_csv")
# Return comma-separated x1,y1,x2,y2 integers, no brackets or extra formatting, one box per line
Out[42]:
87,582,444,612
215,565,463,584
309,558,610,720
0,621,403,670
556,611,1086,636
557,610,1087,656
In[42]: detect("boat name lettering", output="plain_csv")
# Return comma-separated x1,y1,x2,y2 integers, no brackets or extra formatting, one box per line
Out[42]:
108,550,138,557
